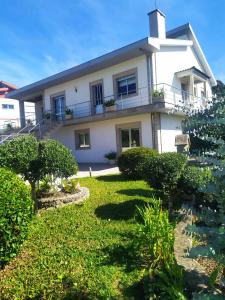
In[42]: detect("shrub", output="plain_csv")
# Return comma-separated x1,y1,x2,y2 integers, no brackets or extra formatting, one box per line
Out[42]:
38,139,78,179
0,136,78,209
178,166,214,207
61,178,78,194
143,152,187,211
117,147,158,179
0,168,33,267
143,152,187,194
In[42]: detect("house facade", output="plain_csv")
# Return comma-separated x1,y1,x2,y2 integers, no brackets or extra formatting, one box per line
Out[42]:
7,10,216,162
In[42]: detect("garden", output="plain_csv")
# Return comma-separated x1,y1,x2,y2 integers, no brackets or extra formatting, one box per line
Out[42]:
0,94,225,299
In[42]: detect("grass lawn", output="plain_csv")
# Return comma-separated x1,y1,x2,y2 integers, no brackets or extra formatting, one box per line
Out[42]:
0,175,154,300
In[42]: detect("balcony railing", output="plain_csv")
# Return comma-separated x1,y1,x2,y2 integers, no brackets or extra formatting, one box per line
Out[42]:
153,83,211,109
63,86,150,120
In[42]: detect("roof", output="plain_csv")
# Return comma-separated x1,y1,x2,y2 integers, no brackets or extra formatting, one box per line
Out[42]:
175,66,210,80
8,37,157,100
0,80,17,89
167,23,216,86
7,22,217,100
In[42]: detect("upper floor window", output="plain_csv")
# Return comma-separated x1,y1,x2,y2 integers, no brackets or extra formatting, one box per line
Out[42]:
2,104,14,109
113,68,138,99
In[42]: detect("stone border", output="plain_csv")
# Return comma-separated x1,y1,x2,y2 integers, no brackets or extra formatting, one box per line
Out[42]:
37,187,90,209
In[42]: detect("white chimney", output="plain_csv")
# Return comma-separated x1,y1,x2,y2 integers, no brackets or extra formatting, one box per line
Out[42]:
148,9,166,39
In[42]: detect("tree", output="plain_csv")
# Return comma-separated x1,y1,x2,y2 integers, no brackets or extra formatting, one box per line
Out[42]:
182,93,225,289
0,135,78,209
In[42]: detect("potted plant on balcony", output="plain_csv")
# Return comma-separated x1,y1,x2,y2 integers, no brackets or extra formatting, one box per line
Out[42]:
152,88,165,103
65,107,73,120
104,99,116,112
104,151,117,165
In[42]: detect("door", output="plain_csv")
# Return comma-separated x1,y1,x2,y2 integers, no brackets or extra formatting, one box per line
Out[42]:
54,95,65,120
120,128,140,152
91,82,103,114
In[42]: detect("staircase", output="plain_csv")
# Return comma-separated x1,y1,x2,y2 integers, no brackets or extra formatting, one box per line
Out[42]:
0,116,63,144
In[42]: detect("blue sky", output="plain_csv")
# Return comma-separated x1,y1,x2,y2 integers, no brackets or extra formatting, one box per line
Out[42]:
0,0,225,87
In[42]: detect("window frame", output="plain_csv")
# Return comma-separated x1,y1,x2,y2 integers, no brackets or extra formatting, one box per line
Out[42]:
113,68,138,100
75,128,91,150
115,121,142,153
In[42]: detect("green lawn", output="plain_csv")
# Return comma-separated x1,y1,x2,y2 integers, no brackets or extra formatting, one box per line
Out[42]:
0,175,154,300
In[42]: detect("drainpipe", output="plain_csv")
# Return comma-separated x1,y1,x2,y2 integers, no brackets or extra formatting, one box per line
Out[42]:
146,53,153,104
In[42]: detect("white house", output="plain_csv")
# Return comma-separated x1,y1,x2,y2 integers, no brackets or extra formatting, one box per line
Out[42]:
7,10,216,162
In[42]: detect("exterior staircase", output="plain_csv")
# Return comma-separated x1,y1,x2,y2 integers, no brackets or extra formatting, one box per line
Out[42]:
0,116,63,144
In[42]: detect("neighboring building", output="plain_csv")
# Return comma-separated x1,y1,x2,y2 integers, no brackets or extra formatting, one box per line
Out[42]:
0,81,35,131
0,81,20,130
7,10,216,162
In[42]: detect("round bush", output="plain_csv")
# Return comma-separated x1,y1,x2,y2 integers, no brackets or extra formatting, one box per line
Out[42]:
0,168,33,267
143,152,187,194
38,139,79,179
178,166,213,206
117,147,158,179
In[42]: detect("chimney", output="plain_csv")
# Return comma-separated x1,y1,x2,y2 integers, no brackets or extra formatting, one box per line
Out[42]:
148,9,166,39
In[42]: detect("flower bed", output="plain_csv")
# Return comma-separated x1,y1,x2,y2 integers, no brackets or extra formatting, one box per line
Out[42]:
37,187,89,209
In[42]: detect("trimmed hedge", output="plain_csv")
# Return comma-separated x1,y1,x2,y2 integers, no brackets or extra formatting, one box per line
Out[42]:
143,152,187,197
117,147,158,179
0,168,33,267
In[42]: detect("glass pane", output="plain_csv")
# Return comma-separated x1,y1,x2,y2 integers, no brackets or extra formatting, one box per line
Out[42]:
121,129,130,148
84,133,90,146
127,82,136,94
92,84,103,106
131,128,140,147
79,134,85,147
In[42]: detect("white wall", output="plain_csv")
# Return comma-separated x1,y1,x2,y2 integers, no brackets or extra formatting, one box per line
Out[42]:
51,113,153,163
43,55,148,111
153,44,212,97
160,113,183,152
0,98,20,128
0,98,35,130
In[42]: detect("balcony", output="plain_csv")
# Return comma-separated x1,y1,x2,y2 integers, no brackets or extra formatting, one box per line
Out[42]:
152,83,211,110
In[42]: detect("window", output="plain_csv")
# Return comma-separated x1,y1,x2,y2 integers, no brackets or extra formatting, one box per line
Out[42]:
121,128,140,150
75,129,91,150
2,104,14,109
113,69,138,99
117,75,136,97
116,122,141,153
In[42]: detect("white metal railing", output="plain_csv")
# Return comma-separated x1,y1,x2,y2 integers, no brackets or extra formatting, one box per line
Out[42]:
65,86,150,119
153,83,212,109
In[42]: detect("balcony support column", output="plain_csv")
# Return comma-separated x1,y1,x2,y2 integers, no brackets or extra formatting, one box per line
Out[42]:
19,100,26,128
189,74,194,101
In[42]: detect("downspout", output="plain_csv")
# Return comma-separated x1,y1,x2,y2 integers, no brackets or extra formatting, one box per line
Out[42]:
146,53,153,104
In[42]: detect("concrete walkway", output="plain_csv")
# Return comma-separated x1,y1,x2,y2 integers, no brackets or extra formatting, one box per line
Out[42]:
75,163,120,178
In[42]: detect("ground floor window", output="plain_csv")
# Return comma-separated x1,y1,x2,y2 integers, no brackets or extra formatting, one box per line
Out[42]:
116,122,141,152
75,129,91,150
121,128,140,150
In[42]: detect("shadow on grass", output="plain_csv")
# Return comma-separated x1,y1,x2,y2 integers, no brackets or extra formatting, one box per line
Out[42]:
95,199,147,221
117,188,155,199
96,174,129,182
